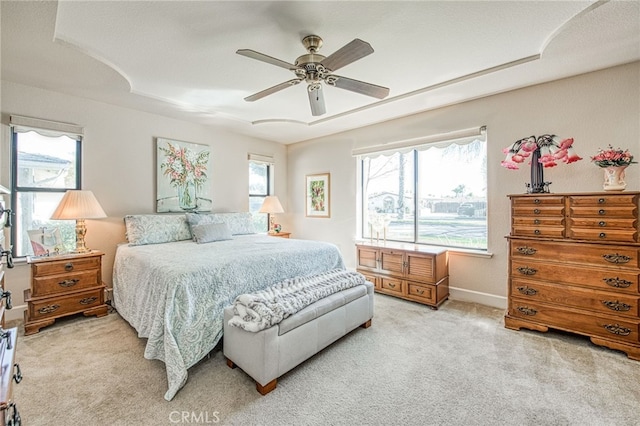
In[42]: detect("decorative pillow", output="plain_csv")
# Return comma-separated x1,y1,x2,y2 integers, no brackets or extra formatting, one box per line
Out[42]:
124,214,192,246
185,212,255,236
191,222,233,244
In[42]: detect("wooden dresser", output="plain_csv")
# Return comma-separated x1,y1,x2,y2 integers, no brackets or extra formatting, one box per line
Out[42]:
505,191,640,360
355,241,449,308
24,251,108,335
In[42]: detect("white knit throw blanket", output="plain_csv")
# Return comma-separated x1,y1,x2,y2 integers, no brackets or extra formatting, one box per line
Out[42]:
228,269,366,332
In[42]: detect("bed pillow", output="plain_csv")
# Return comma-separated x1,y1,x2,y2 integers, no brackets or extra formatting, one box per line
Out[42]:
185,212,256,236
191,222,233,244
124,214,192,246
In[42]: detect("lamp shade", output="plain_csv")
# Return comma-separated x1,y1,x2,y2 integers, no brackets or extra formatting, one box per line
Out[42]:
50,190,107,220
258,196,284,214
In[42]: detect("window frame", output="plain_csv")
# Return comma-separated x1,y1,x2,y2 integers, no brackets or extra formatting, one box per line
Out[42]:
10,128,82,257
248,159,273,233
358,127,487,251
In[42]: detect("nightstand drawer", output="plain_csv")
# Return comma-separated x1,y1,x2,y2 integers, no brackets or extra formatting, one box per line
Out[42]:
406,283,436,304
32,270,100,297
32,256,100,277
25,288,104,321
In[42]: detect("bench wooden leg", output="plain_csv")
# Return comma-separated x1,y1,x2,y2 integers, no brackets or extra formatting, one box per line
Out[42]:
256,379,277,395
360,319,372,329
226,358,237,369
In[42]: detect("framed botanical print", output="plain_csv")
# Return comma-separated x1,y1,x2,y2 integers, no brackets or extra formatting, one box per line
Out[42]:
305,173,330,218
156,138,212,213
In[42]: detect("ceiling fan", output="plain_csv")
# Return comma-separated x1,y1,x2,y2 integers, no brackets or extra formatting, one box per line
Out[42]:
237,35,390,116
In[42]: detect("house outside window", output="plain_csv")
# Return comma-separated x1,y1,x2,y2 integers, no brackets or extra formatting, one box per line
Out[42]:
248,154,274,232
359,127,487,250
10,116,82,257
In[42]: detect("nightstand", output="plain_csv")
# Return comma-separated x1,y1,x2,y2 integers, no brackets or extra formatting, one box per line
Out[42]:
269,232,291,238
24,251,108,335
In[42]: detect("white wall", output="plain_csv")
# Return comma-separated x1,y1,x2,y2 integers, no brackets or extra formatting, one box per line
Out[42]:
287,62,640,308
1,81,287,321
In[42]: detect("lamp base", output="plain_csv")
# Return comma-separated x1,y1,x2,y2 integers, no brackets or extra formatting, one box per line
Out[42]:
74,219,91,253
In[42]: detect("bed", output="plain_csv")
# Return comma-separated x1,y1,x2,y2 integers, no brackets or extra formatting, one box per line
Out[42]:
112,213,345,400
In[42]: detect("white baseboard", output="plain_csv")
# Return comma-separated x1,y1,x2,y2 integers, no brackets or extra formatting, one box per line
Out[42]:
449,286,507,310
5,304,26,323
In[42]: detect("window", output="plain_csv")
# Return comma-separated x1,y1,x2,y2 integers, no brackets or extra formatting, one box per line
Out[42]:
359,127,487,250
10,116,82,257
248,155,273,232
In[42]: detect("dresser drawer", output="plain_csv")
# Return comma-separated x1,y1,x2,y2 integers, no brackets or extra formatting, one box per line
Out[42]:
358,271,380,290
510,240,640,268
568,227,638,243
32,256,100,277
570,194,638,207
26,288,104,321
32,270,100,297
509,300,640,344
511,226,565,238
511,259,639,294
379,277,403,296
570,205,637,218
511,196,565,206
512,205,565,217
569,217,637,230
511,279,640,318
512,216,564,227
406,282,436,304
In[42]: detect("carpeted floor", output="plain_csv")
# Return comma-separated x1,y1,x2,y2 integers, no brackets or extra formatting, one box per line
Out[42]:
12,294,640,425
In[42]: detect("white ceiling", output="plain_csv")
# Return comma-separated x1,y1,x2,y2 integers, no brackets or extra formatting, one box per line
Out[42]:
1,1,639,144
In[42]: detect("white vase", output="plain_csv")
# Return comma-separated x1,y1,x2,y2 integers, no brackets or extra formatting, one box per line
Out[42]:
602,165,627,191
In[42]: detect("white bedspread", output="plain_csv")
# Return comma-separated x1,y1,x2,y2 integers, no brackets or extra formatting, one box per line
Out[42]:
112,234,345,400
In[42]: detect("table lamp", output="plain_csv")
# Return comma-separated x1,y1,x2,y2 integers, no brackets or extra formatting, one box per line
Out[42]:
50,190,107,253
259,196,284,234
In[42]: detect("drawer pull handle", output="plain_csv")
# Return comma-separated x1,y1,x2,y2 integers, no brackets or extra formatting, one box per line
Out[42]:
516,246,537,256
534,229,541,235
602,253,631,264
534,199,541,204
603,324,631,336
516,286,538,296
516,306,537,316
533,209,540,214
533,219,540,225
79,297,98,305
598,221,606,227
601,300,632,312
516,266,537,276
415,288,424,295
603,277,632,288
598,198,605,204
38,304,60,314
598,209,606,215
64,262,74,272
599,232,606,239
13,363,22,384
58,278,79,287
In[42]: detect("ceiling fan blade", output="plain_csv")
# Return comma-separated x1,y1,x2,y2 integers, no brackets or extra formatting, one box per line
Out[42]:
244,79,302,102
308,86,326,116
320,39,374,72
236,49,296,70
330,75,390,99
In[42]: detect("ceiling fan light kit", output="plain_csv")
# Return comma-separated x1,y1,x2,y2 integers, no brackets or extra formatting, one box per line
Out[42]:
237,35,389,116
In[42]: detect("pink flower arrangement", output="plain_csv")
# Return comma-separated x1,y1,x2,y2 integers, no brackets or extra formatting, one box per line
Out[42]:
159,143,209,189
501,134,582,170
591,145,635,168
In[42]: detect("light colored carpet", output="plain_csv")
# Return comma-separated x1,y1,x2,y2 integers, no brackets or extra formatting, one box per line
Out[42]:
13,294,640,425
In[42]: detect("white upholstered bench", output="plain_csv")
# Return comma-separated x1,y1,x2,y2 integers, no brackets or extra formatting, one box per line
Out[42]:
223,280,374,394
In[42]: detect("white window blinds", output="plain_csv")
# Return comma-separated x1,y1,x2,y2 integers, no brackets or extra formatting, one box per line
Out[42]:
9,115,84,140
352,126,486,159
248,153,274,165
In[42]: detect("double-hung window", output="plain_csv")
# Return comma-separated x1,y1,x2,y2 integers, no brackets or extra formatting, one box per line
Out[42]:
248,154,274,232
9,116,82,257
358,127,488,250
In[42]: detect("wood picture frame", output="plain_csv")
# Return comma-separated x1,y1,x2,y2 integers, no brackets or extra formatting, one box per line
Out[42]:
305,173,330,218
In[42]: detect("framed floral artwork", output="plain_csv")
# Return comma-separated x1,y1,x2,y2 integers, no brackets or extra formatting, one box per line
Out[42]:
156,138,212,212
305,173,330,218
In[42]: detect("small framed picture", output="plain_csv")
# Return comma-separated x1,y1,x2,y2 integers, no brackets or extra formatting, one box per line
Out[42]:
27,227,64,256
305,173,330,218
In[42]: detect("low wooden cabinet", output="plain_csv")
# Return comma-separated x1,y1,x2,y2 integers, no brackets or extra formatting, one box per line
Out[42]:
505,192,640,360
24,251,108,335
356,242,449,308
